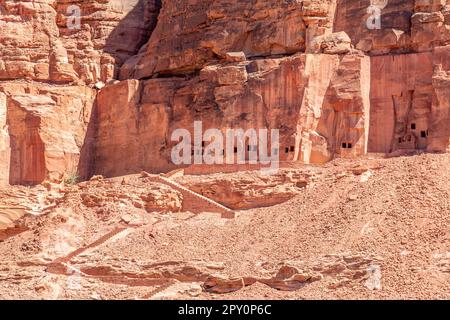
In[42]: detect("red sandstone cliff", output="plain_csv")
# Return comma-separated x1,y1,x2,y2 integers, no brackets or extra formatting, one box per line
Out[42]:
0,0,449,185
0,1,450,301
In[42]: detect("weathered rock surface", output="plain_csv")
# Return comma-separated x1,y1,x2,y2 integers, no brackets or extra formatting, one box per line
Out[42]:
0,0,160,184
120,0,337,79
0,92,10,186
95,53,371,177
0,0,449,184
176,169,309,210
369,46,450,153
78,176,183,213
94,0,449,179
0,154,449,299
0,82,96,184
1,1,450,302
335,0,450,54
0,0,160,84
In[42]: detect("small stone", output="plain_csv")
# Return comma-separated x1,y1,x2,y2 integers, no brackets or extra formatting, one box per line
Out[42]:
121,214,132,224
90,175,104,181
141,171,151,178
225,52,246,62
90,292,102,300
94,82,105,90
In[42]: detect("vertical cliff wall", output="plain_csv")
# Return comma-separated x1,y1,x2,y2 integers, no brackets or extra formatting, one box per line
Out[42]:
0,0,160,184
72,0,450,178
95,0,375,177
0,0,449,184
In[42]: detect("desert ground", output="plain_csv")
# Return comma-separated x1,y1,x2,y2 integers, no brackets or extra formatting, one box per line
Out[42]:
1,152,449,300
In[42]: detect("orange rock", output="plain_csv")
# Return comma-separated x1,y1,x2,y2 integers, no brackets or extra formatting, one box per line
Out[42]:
0,0,160,84
1,82,96,185
0,0,449,185
369,48,450,154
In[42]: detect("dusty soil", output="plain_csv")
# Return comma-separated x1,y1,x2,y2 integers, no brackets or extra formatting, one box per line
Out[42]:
0,153,449,300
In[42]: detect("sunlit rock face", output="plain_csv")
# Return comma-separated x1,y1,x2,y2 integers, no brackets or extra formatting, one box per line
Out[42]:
0,82,96,184
119,0,337,79
0,0,158,184
0,0,449,184
334,0,450,54
94,53,371,177
369,47,450,154
0,0,159,84
0,92,10,186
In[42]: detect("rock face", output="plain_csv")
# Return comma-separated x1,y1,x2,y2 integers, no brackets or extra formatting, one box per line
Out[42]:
77,176,183,213
0,0,160,84
335,0,450,54
120,0,336,79
0,82,96,184
0,0,449,184
369,48,450,153
0,0,159,184
0,92,10,186
95,53,371,176
176,169,309,210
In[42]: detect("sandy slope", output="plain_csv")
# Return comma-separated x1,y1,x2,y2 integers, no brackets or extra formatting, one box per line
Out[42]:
0,153,449,300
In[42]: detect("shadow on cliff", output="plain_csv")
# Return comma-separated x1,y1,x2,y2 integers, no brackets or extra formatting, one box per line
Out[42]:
77,0,161,181
103,0,161,68
77,101,98,181
333,0,414,47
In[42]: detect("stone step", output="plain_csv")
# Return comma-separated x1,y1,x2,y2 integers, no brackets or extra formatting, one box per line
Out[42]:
56,227,129,263
160,177,233,211
150,175,234,218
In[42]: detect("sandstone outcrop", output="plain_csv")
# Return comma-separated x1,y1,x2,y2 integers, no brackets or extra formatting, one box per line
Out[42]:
0,82,96,184
0,0,160,84
176,169,309,210
0,92,10,186
94,52,371,177
335,0,450,54
0,0,159,184
369,47,450,153
0,0,449,184
1,1,450,302
120,0,337,79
